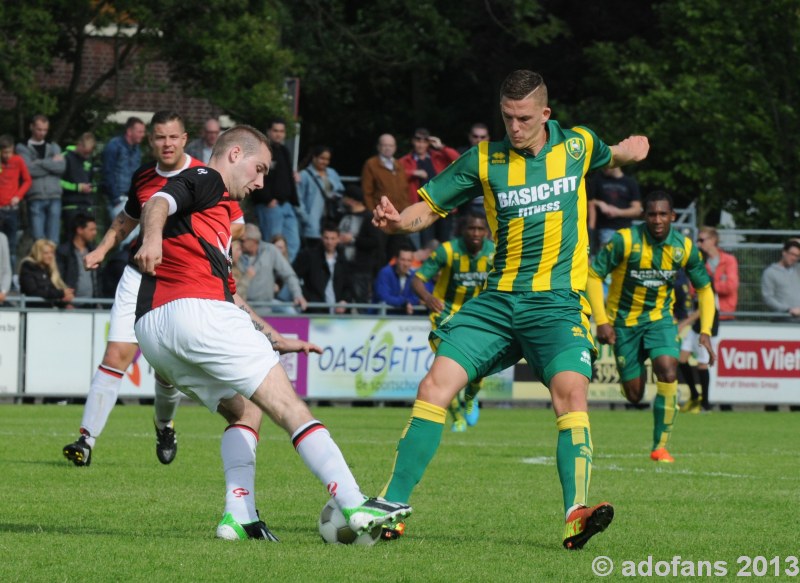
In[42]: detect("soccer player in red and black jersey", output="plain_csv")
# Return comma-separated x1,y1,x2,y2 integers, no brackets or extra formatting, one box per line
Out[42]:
133,125,412,541
63,111,244,468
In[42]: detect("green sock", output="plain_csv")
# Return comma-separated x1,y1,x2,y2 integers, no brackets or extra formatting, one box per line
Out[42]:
464,379,482,401
381,400,446,503
556,411,593,514
653,381,678,450
448,396,464,423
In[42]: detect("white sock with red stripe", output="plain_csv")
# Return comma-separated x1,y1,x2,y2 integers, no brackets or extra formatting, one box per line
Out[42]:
79,365,125,446
291,420,366,509
221,425,259,524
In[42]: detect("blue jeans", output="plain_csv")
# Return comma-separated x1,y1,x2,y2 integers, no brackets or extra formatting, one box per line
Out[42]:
28,198,62,243
0,206,19,271
255,201,300,262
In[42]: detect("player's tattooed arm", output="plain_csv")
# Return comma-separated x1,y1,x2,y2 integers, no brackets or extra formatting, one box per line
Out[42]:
233,292,323,356
85,212,139,270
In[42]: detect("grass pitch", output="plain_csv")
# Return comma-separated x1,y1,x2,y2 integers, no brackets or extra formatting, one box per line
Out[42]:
1,403,798,582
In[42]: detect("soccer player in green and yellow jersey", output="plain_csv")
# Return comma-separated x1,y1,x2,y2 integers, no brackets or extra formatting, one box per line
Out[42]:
586,191,716,464
413,213,495,432
373,69,650,549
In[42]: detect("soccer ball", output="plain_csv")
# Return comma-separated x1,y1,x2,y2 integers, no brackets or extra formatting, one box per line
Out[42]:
318,499,381,546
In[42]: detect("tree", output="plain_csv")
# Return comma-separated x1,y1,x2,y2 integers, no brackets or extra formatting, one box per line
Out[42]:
579,0,800,228
0,0,295,143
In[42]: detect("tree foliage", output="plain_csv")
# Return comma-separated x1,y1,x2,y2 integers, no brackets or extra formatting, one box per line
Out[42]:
580,0,800,228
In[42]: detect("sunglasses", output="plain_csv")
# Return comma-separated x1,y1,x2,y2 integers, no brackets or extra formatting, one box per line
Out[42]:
471,134,488,139
696,237,707,242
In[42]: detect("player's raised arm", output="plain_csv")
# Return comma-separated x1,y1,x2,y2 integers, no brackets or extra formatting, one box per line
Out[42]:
372,196,439,234
609,135,650,167
84,211,139,270
134,196,169,275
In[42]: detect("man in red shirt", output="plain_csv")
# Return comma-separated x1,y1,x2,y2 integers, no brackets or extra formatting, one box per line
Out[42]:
0,134,32,271
398,128,459,247
62,111,226,468
133,124,412,540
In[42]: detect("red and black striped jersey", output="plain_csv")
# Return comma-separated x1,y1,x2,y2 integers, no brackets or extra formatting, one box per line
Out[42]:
123,155,243,262
135,166,239,319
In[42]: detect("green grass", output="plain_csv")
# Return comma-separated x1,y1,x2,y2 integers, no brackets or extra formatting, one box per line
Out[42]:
1,404,798,582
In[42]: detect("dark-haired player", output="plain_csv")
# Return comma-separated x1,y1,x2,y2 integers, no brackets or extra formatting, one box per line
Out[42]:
587,191,716,463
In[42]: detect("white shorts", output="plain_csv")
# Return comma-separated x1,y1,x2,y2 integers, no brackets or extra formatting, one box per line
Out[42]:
680,328,716,365
107,265,142,343
134,298,280,412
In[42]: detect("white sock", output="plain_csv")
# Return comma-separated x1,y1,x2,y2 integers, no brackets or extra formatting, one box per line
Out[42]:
221,425,259,524
80,365,124,443
154,378,181,429
291,420,365,509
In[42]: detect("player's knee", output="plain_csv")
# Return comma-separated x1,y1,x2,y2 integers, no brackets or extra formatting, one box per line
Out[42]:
103,341,138,369
653,367,677,384
622,382,644,403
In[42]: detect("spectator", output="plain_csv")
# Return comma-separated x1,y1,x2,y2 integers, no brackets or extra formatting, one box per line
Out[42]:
100,116,146,222
761,239,800,321
60,132,97,231
456,123,491,216
398,128,460,247
56,213,100,303
297,145,345,248
293,223,353,314
18,238,74,308
0,231,10,304
361,133,408,213
0,133,32,271
373,243,420,315
16,115,66,244
696,226,738,319
230,239,251,299
338,184,386,306
587,166,642,254
457,122,490,154
185,117,221,164
270,234,296,307
237,223,307,312
249,119,301,262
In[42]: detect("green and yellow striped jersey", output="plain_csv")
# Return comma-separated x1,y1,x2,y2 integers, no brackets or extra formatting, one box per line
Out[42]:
589,224,711,328
418,120,611,292
414,237,496,329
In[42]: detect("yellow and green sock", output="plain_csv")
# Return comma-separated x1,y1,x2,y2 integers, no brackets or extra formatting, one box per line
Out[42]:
381,400,446,503
653,380,678,450
556,411,593,516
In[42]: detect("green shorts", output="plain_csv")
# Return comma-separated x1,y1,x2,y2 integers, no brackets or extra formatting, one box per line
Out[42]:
612,318,679,382
431,289,596,386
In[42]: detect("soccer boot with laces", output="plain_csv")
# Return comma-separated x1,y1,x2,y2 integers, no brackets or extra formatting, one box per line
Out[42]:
650,447,675,463
451,418,467,432
563,502,614,550
341,498,412,534
63,435,92,467
155,421,177,465
216,511,279,541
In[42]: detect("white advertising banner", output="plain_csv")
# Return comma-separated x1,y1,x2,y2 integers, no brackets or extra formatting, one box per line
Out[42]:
307,317,514,400
25,312,94,395
0,311,20,393
92,313,156,398
712,324,800,404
